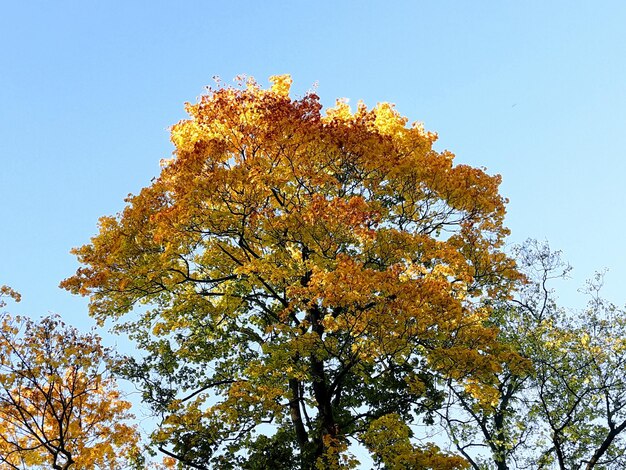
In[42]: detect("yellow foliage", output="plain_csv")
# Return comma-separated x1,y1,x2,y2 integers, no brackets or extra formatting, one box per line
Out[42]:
363,414,469,469
0,313,139,469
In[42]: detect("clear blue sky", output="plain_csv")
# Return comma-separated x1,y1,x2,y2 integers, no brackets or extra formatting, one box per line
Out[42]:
2,1,625,333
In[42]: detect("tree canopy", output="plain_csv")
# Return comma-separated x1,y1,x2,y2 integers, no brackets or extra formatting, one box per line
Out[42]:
62,75,521,468
0,287,139,469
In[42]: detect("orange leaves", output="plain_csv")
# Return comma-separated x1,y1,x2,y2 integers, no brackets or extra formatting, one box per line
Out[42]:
305,194,379,236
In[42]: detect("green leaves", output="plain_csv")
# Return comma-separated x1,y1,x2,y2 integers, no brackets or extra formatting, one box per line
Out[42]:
434,241,626,470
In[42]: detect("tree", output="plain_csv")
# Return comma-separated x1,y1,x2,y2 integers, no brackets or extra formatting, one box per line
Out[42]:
530,269,626,469
432,241,626,469
428,240,560,469
62,75,520,468
0,287,140,469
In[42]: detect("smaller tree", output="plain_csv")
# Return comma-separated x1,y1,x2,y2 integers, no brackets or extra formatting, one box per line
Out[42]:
432,241,626,469
530,270,626,469
0,287,140,469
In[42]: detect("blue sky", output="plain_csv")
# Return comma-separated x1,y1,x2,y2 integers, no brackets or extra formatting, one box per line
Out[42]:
2,1,625,336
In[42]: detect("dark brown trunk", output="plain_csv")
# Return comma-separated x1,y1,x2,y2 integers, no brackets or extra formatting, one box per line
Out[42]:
585,420,626,469
289,377,310,452
309,305,339,467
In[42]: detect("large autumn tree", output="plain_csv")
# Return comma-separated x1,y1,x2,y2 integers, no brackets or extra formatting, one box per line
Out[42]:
0,286,140,469
62,75,519,469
